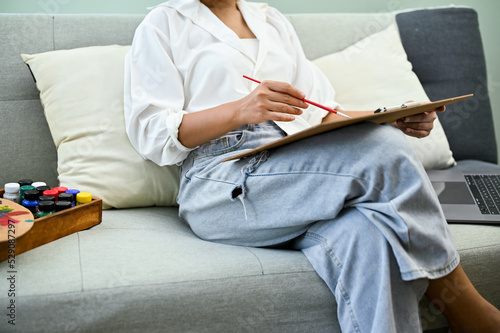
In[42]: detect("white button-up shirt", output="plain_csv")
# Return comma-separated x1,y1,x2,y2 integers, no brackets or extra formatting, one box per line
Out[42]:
124,0,339,166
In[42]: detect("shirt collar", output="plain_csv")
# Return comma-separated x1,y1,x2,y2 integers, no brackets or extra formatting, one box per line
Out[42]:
152,0,199,20
154,0,267,21
153,0,270,64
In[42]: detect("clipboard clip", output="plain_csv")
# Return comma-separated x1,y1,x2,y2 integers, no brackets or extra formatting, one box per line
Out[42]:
374,101,421,113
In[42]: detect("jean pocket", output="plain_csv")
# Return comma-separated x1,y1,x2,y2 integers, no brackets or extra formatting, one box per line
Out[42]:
194,130,246,160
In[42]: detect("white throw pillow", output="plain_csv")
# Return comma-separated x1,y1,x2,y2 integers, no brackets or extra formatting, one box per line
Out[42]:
21,45,180,209
313,23,456,170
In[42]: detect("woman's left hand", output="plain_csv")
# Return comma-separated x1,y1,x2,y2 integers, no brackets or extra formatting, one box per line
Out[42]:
392,105,445,138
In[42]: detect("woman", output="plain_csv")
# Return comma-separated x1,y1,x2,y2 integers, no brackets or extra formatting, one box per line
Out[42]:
124,0,500,331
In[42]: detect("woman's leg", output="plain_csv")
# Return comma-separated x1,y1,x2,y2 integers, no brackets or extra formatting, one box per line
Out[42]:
178,122,467,330
291,207,429,332
425,265,500,332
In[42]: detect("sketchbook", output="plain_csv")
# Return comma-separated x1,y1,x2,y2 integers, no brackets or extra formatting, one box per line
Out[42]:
222,94,473,162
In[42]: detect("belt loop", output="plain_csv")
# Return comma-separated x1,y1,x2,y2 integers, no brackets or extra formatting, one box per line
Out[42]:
247,124,254,131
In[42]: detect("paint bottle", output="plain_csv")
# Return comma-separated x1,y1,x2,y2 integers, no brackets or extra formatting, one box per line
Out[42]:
39,195,55,203
76,192,92,205
3,183,21,203
22,190,40,216
20,185,36,202
58,193,74,204
55,201,72,212
37,201,55,218
32,181,47,188
36,186,52,197
43,189,59,201
18,179,33,187
66,189,80,206
53,186,68,196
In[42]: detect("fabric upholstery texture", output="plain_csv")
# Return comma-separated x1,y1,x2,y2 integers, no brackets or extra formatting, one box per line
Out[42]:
0,15,58,186
0,7,499,333
396,8,497,164
21,45,180,209
1,206,500,332
313,23,455,169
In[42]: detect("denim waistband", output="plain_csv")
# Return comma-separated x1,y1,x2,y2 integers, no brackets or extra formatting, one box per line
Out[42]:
233,120,278,132
189,121,284,160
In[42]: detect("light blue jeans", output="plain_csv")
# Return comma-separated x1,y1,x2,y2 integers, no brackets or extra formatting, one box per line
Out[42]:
177,121,459,332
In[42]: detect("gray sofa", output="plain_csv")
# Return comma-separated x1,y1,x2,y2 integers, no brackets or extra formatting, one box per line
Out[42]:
1,7,500,333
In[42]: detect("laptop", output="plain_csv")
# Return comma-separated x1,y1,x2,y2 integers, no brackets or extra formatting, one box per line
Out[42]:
426,170,500,224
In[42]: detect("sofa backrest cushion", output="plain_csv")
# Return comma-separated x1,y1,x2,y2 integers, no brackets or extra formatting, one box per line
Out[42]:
0,8,495,187
396,7,497,164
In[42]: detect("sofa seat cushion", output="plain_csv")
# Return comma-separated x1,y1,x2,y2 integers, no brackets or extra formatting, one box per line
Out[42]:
1,205,499,332
0,207,338,332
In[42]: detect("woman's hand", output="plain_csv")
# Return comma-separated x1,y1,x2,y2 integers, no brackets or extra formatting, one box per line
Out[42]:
178,80,307,149
235,80,309,124
392,104,445,138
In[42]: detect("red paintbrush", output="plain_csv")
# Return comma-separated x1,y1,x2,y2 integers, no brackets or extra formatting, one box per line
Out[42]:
243,75,351,119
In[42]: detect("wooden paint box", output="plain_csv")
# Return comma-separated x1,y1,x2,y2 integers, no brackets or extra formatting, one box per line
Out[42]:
0,188,102,261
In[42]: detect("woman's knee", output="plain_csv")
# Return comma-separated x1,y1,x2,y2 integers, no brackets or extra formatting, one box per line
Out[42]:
359,123,412,153
355,123,422,170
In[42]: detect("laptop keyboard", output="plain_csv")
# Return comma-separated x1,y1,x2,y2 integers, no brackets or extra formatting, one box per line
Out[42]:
465,175,500,215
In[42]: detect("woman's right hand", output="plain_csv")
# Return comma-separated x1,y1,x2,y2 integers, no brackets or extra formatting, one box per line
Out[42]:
235,80,309,124
179,80,307,149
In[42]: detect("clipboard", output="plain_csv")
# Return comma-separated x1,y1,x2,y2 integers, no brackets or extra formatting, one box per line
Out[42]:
222,94,473,162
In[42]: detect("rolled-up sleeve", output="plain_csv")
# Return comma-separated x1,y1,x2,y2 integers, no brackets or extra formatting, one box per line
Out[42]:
124,17,195,166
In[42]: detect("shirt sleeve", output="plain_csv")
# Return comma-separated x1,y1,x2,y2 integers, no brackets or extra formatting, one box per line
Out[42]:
124,13,195,166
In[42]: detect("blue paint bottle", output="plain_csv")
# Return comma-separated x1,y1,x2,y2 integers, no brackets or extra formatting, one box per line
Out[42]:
66,189,80,207
22,190,40,216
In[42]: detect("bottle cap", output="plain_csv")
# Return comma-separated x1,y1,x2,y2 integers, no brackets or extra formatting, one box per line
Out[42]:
76,192,92,204
4,183,20,193
53,186,69,194
43,189,59,198
55,201,72,212
20,185,36,192
24,190,40,201
66,189,80,201
39,195,55,202
58,193,74,202
38,201,55,212
18,179,33,187
31,182,47,188
36,186,52,196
